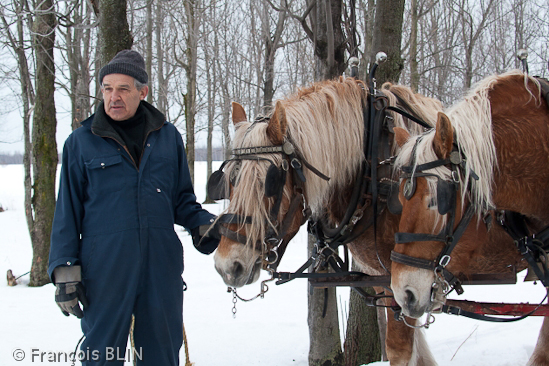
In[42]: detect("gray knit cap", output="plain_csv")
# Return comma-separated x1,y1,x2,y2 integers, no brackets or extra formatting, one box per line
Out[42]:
99,50,148,84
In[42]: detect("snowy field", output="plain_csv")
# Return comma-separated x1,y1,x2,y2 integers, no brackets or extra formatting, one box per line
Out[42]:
1,162,547,365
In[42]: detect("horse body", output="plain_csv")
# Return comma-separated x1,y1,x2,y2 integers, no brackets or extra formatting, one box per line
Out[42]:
391,70,549,365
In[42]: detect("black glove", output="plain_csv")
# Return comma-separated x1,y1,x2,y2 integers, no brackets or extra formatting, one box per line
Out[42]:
53,265,89,319
192,218,221,255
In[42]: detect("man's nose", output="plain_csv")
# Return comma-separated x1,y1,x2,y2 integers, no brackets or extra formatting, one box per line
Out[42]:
110,90,121,101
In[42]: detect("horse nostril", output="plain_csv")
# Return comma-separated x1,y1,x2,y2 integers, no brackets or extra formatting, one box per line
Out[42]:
233,262,244,278
405,289,417,307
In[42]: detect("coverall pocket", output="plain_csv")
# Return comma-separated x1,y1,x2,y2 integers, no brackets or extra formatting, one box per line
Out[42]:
85,154,126,193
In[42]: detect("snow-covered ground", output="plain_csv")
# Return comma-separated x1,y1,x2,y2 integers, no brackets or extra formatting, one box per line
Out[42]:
1,163,546,365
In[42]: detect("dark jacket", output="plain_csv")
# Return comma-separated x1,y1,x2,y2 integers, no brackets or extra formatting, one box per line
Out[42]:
48,101,214,280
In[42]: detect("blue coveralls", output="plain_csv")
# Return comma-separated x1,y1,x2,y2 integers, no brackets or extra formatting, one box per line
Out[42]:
48,101,214,365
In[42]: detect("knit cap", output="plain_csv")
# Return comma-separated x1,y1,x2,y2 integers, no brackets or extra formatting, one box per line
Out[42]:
99,50,148,84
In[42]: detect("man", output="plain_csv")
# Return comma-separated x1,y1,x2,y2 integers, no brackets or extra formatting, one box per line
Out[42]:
48,49,219,365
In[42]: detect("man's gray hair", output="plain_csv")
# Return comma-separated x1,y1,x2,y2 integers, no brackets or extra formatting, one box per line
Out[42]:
134,79,147,91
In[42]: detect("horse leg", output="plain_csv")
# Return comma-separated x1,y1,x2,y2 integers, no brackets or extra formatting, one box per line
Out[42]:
528,316,549,366
385,308,437,366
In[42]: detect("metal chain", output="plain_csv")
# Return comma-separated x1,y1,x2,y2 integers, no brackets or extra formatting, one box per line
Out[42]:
227,272,276,318
399,312,436,329
231,290,238,318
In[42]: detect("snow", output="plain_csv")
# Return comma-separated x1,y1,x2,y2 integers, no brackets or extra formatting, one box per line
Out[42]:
1,163,546,365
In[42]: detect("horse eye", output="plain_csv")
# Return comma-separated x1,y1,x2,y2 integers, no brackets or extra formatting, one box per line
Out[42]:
427,196,437,209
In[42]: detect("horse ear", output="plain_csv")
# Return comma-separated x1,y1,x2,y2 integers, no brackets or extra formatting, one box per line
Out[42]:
433,112,454,159
267,101,287,145
232,102,247,126
394,127,410,148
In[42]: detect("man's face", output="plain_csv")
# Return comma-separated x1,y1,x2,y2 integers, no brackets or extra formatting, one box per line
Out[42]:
101,74,148,121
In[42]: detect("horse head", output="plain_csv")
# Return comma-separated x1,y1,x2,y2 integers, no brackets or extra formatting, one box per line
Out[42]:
213,101,314,288
390,112,476,319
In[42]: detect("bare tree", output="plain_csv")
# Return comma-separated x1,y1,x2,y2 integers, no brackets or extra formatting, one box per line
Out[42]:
29,0,58,286
261,0,287,107
59,0,94,130
371,0,406,85
97,0,133,68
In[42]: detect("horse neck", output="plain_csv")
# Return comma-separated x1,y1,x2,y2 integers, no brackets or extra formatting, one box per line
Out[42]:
285,104,365,215
489,78,549,223
348,209,400,275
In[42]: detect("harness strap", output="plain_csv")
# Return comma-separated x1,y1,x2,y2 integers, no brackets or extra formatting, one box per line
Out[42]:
394,233,446,244
218,213,253,225
386,106,432,129
390,251,435,270
218,225,247,245
497,211,549,287
441,303,543,323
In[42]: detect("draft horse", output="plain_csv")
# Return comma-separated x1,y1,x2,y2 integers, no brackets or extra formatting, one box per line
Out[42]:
391,70,549,365
211,76,524,365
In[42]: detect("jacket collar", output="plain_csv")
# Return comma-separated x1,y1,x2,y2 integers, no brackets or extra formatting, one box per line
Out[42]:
84,101,166,144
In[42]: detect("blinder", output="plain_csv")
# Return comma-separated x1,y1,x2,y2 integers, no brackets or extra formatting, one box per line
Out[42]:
387,182,403,215
206,169,228,201
206,160,232,201
206,158,288,201
401,173,458,216
436,179,456,215
265,162,287,197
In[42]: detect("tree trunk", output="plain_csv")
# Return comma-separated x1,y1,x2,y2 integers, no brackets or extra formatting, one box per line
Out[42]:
183,0,200,185
203,14,215,204
66,0,92,131
97,0,133,67
371,0,406,85
301,2,356,364
359,0,375,81
309,0,346,80
262,0,286,108
343,262,382,365
155,1,167,115
29,0,58,287
146,0,153,104
409,0,419,92
308,234,344,366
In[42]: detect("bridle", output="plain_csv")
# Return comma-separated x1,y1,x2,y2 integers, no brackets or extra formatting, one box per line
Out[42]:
209,118,330,272
391,135,479,313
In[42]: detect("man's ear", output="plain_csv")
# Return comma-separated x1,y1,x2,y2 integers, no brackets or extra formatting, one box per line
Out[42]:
139,86,149,101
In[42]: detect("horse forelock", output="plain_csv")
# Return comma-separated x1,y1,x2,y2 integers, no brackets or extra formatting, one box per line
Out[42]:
394,131,452,229
223,121,291,249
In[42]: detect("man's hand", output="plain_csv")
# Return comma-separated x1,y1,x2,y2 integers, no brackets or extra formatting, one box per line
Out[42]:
53,265,89,319
192,217,221,254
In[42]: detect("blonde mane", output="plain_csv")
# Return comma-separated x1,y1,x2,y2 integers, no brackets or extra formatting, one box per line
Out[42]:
394,70,540,220
223,77,441,247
